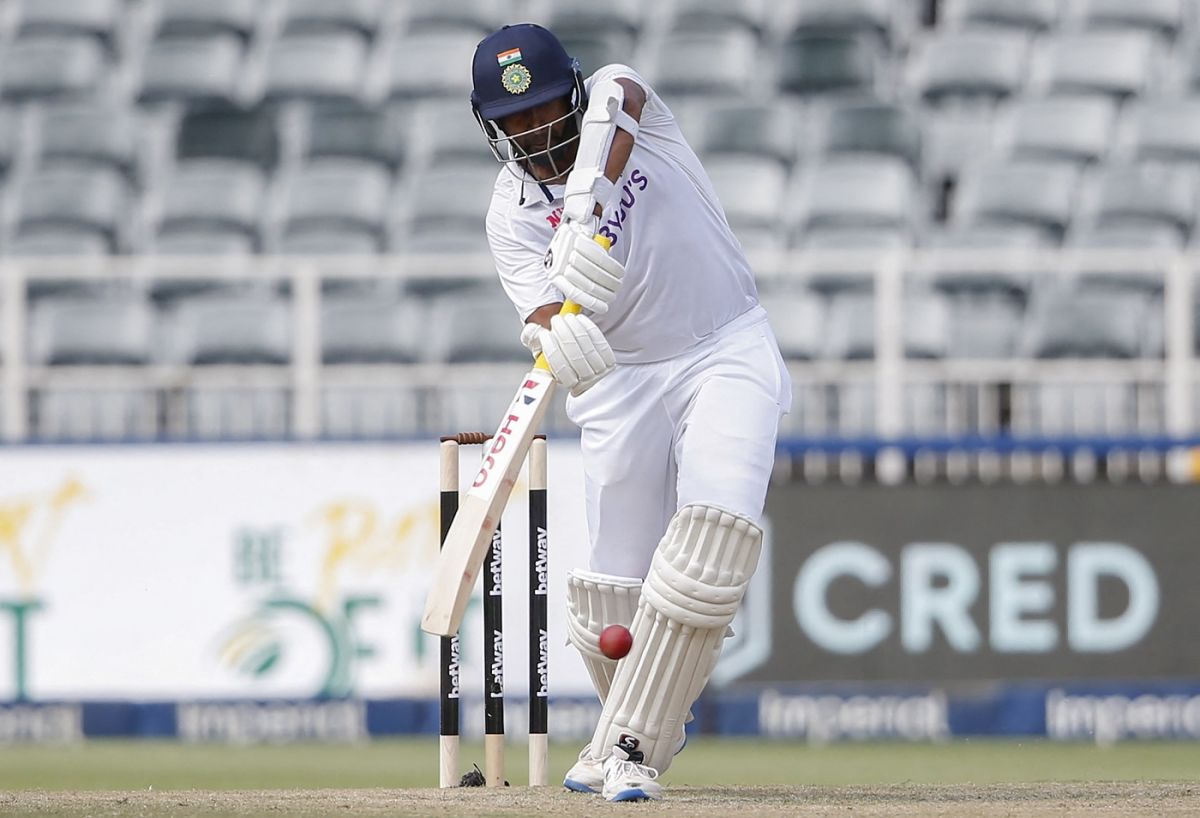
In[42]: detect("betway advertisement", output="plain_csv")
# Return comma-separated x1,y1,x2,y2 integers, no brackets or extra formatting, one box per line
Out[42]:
749,483,1199,684
0,443,600,701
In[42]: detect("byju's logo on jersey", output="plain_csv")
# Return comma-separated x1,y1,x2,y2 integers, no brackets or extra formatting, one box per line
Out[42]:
546,169,649,247
597,169,648,248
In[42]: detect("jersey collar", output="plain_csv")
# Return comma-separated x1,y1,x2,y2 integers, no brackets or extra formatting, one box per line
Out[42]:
513,168,564,208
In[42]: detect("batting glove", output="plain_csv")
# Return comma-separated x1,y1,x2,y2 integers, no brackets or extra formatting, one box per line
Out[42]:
543,220,625,316
522,313,615,396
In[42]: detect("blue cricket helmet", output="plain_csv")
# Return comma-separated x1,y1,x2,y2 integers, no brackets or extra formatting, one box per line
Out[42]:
470,23,587,179
471,23,582,122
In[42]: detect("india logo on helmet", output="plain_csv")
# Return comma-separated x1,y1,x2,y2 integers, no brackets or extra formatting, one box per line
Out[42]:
501,63,532,95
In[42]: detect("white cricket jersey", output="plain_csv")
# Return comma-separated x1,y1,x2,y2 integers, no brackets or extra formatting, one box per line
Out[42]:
485,64,760,364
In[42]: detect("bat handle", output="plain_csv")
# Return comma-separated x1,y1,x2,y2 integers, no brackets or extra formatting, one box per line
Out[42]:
534,234,612,372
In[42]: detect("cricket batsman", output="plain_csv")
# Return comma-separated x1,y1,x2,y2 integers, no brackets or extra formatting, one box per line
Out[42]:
470,23,792,801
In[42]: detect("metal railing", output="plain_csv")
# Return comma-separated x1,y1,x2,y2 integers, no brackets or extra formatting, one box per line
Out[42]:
0,247,1194,442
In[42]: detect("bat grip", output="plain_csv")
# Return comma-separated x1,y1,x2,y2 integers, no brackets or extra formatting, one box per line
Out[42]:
533,234,612,372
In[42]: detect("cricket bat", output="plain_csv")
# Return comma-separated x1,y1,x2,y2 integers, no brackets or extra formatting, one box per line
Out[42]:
421,235,611,638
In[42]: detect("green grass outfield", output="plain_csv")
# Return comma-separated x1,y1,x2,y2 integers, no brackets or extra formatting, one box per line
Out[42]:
2,738,1198,790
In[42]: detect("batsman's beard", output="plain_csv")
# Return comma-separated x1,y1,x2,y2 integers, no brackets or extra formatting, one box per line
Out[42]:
526,137,576,179
505,107,581,182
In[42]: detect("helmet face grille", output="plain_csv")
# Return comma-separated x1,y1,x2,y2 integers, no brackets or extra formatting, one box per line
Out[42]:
473,68,587,184
470,24,586,183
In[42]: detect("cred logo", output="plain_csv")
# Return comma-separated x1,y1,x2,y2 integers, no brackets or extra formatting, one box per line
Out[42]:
794,541,1159,656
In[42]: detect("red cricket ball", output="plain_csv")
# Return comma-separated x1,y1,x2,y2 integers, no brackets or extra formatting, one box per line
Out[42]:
599,624,633,660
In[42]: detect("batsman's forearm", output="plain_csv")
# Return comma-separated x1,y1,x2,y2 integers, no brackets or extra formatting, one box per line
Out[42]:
599,130,636,191
527,302,564,331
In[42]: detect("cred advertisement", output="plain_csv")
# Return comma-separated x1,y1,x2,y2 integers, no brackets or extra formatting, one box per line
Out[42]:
747,483,1200,684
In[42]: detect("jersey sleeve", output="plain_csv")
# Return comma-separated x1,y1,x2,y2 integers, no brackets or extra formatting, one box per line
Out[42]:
486,188,562,322
585,64,669,129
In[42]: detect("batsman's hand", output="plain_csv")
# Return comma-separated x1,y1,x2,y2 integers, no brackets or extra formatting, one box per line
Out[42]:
520,313,615,396
544,220,624,315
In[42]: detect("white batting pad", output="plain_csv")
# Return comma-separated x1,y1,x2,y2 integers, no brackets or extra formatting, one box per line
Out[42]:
589,504,762,773
566,569,642,703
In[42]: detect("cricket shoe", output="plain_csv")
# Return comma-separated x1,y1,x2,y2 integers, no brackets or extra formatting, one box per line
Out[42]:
562,730,685,794
562,744,604,794
601,736,663,802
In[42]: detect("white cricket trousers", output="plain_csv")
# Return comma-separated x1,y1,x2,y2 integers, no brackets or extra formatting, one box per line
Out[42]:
565,305,792,579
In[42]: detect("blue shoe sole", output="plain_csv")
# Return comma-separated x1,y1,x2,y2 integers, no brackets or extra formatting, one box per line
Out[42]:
609,788,653,802
563,779,599,794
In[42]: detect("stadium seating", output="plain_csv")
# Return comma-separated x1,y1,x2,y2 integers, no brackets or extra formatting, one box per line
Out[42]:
155,0,260,42
815,99,922,170
14,166,130,252
176,105,281,170
1023,280,1150,359
0,0,1193,441
696,100,803,168
16,0,125,52
10,231,113,261
821,290,949,360
557,32,637,76
150,230,256,259
926,225,1040,295
944,0,1061,32
30,294,155,366
952,160,1079,241
174,294,291,366
653,31,760,97
669,0,772,36
37,103,140,179
305,103,407,170
146,233,257,304
264,33,370,104
705,157,789,250
1078,163,1197,240
404,0,508,33
417,100,495,166
394,166,498,252
138,35,246,106
797,227,910,292
157,159,267,247
1000,96,1116,166
322,295,423,364
1037,32,1159,99
941,291,1026,358
911,30,1030,104
757,289,824,359
280,159,392,249
387,31,479,100
788,0,896,44
1123,99,1200,165
1075,0,1184,40
779,33,879,96
541,0,643,37
27,291,158,440
425,287,527,364
792,156,918,235
277,230,381,258
281,0,386,39
2,36,110,101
